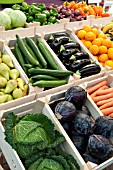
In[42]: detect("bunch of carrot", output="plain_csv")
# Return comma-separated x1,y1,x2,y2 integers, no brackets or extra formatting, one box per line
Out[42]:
86,80,113,117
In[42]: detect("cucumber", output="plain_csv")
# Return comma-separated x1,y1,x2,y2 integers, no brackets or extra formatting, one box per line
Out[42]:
24,42,37,60
30,75,60,81
25,37,47,68
37,37,60,70
32,79,67,88
16,35,40,66
24,64,33,69
28,68,73,77
14,44,27,74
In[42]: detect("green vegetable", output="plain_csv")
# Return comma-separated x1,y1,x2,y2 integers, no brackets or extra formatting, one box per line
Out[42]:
32,79,67,88
42,10,50,18
28,5,41,15
37,3,46,11
28,68,73,77
20,2,29,11
36,38,60,70
14,43,27,74
25,37,47,68
30,74,60,81
27,15,34,22
16,35,40,66
0,11,11,30
50,8,58,17
24,42,37,60
12,4,21,10
35,13,46,23
48,16,57,24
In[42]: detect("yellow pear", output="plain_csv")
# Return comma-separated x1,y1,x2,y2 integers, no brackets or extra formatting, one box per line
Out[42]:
0,63,10,80
0,92,4,95
0,94,8,104
22,84,28,96
17,78,25,90
9,69,20,80
12,88,23,99
6,94,13,102
2,54,14,68
4,80,17,93
0,77,7,88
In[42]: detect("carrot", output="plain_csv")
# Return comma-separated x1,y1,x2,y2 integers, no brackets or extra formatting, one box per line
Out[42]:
90,85,108,98
109,113,113,118
99,100,113,110
96,87,113,96
93,92,113,103
96,97,113,106
86,80,108,94
101,107,113,116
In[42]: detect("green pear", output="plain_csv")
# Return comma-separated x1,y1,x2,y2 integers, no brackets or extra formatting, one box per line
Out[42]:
0,63,10,80
0,74,4,78
0,77,7,88
0,58,2,64
0,88,5,92
12,88,23,99
9,69,20,80
17,78,25,90
4,80,17,93
6,94,13,102
0,94,8,104
0,92,4,95
2,54,14,68
22,84,28,97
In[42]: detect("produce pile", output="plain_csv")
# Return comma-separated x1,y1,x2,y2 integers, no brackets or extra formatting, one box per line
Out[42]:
87,80,113,117
64,1,110,18
102,21,113,41
76,25,113,70
0,52,28,104
12,2,58,25
46,32,101,78
4,112,80,170
49,85,113,165
13,35,72,88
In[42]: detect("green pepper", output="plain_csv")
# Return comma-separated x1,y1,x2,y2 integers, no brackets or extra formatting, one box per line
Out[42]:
42,10,50,18
35,13,46,23
37,3,46,11
31,3,37,6
48,16,57,24
12,4,21,10
50,8,58,17
27,15,34,23
20,2,29,11
41,21,48,26
28,5,41,15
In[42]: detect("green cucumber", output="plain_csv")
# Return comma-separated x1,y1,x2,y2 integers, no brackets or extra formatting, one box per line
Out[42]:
25,37,47,68
37,37,60,70
14,44,27,74
32,79,67,88
24,64,33,69
30,74,60,81
24,42,37,60
16,35,40,66
28,68,73,77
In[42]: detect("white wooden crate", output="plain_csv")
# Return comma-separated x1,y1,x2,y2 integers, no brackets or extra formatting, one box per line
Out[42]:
90,16,113,27
44,84,113,170
0,41,36,110
0,99,89,170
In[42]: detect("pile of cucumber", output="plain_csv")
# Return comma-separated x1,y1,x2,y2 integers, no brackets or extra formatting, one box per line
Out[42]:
13,35,73,88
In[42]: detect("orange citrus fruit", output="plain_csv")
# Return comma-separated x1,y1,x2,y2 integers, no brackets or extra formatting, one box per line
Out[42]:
100,62,105,67
111,42,113,48
101,39,112,48
85,32,96,41
81,39,86,44
98,38,104,43
89,45,99,55
77,30,86,39
99,46,107,54
108,48,113,59
84,41,92,49
83,25,92,32
98,33,106,39
105,60,113,69
98,54,108,63
92,38,101,46
91,28,99,37
94,56,98,60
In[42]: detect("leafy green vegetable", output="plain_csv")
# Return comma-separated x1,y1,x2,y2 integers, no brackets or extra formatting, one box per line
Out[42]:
5,112,80,170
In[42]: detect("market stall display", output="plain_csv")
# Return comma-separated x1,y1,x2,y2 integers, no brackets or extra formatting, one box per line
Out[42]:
0,1,113,170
